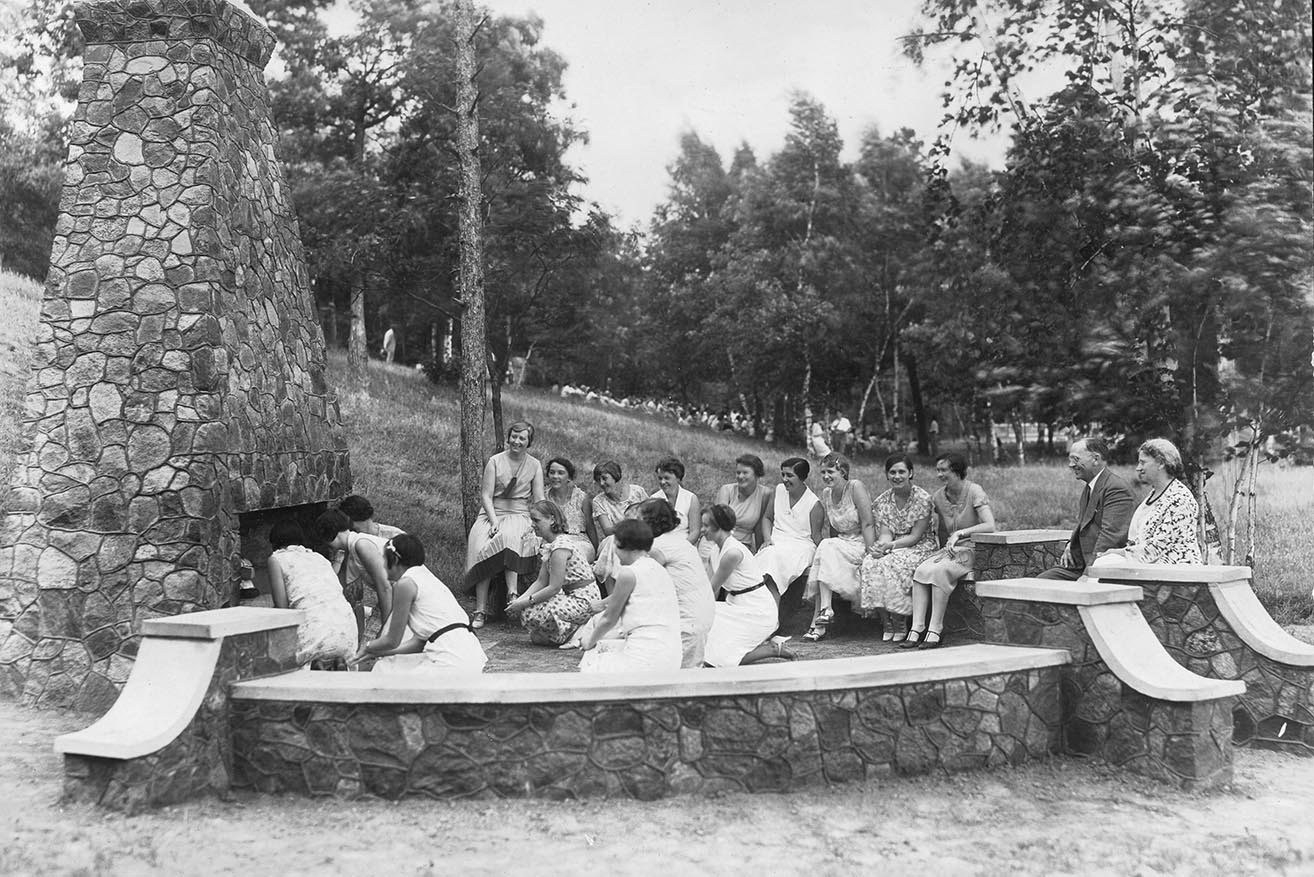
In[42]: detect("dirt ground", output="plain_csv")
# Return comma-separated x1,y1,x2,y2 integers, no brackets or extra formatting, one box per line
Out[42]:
2,699,1312,876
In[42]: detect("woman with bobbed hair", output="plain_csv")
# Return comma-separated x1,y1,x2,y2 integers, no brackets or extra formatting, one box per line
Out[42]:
702,504,793,665
637,498,715,668
801,452,876,642
545,456,597,562
652,456,702,544
590,460,649,592
712,453,771,550
266,519,357,668
754,457,824,606
463,420,545,629
1090,438,1202,569
508,501,601,645
355,534,487,673
902,452,996,650
859,452,936,642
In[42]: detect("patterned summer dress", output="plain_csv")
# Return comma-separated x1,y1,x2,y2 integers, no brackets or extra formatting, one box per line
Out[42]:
551,485,596,563
859,485,936,617
272,545,357,667
521,537,602,645
591,483,649,584
805,480,867,602
1089,479,1202,569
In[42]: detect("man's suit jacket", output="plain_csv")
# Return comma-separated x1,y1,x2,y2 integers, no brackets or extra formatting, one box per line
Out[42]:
1069,469,1135,570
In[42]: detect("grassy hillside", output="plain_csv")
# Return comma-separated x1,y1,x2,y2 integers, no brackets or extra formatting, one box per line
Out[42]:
0,266,1309,622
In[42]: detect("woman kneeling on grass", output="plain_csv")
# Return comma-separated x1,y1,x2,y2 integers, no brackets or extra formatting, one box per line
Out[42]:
354,534,487,673
578,519,683,673
902,452,995,650
702,505,794,666
507,501,601,646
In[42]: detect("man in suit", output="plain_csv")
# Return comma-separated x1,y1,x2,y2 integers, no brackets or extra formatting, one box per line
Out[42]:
1038,437,1134,580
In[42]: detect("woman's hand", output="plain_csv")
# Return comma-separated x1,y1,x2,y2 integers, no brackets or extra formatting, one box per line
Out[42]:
946,531,961,551
587,598,606,614
348,645,370,667
506,595,530,616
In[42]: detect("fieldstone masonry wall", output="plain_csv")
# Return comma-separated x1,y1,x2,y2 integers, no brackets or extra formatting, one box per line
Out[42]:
0,0,349,710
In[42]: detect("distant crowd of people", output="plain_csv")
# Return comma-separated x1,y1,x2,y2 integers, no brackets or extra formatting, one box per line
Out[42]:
264,420,1203,676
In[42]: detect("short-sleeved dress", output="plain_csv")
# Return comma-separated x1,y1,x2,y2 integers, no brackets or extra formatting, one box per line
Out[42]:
805,481,867,602
650,530,715,668
579,556,682,673
591,483,649,583
463,452,542,589
520,538,602,645
703,537,778,667
372,565,487,673
913,481,991,592
859,485,936,616
272,545,357,667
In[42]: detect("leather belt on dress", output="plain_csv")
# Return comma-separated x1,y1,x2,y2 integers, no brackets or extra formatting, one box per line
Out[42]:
725,580,766,596
427,622,474,642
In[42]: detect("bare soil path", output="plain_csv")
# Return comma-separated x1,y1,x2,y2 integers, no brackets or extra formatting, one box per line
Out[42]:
2,700,1311,876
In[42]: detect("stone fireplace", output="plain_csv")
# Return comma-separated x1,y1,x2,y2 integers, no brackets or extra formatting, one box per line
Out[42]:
0,0,350,710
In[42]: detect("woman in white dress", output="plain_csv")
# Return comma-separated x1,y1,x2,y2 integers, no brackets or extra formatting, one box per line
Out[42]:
702,505,793,666
266,520,357,668
697,453,772,576
578,519,682,673
316,508,392,639
355,534,487,673
637,498,715,668
1089,438,1202,571
651,456,702,544
802,453,876,642
755,457,824,608
463,421,545,628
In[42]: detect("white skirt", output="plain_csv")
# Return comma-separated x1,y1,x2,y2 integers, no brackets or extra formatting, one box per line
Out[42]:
702,587,778,667
372,629,488,674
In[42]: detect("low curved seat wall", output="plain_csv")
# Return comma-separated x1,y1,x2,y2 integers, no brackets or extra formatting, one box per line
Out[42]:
969,578,1243,789
227,644,1068,801
54,607,303,812
947,529,1070,637
1094,564,1314,754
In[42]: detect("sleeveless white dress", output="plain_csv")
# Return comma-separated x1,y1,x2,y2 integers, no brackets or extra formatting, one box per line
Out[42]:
650,530,715,668
372,565,487,673
579,556,682,673
755,485,820,591
343,530,389,605
704,537,778,667
272,546,357,666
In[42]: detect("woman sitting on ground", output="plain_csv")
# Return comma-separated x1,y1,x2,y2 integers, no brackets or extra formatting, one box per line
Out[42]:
266,519,357,669
354,534,487,673
903,452,995,650
651,456,702,544
636,498,715,668
858,453,936,642
316,509,392,639
545,456,597,562
590,460,649,593
754,457,824,607
463,420,545,628
702,505,794,666
1090,438,1202,570
802,453,876,642
507,501,601,646
578,519,683,673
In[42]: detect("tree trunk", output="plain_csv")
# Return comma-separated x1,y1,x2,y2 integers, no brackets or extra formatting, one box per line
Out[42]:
455,0,489,532
985,403,998,465
490,354,505,452
904,352,929,456
347,270,368,374
1011,415,1026,466
1244,429,1260,567
801,355,813,448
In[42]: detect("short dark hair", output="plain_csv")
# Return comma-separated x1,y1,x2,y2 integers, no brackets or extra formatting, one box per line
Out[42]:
614,518,654,551
735,454,765,478
314,509,351,542
936,452,968,479
547,457,576,480
636,498,680,537
269,519,307,551
593,460,622,483
781,457,810,480
884,452,914,473
338,494,374,521
385,533,425,567
706,503,737,533
654,456,685,481
1078,436,1110,460
507,420,535,446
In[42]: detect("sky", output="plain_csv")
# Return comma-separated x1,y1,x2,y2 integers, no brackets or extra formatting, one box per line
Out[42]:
471,0,1013,228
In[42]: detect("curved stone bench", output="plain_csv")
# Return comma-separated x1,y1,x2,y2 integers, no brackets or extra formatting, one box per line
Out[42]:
1093,564,1314,753
948,529,1071,637
55,607,303,811
970,577,1243,788
229,644,1070,801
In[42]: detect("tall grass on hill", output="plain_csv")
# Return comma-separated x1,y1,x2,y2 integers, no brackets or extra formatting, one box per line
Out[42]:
0,269,42,486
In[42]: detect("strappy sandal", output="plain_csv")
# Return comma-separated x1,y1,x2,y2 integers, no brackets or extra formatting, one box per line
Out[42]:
802,608,834,642
918,630,943,650
771,640,796,660
899,628,924,649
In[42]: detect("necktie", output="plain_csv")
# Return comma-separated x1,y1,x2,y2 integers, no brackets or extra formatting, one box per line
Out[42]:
1079,484,1091,519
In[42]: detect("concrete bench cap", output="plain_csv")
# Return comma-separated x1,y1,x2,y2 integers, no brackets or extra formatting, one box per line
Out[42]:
1091,564,1253,585
976,577,1143,605
140,606,305,640
231,644,1071,705
975,529,1071,545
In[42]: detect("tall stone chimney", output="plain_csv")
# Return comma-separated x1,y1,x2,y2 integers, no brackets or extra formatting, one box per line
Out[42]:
0,0,350,709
